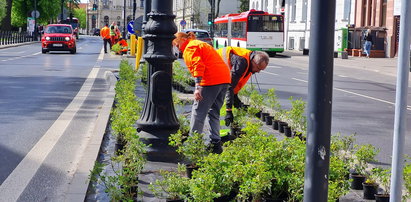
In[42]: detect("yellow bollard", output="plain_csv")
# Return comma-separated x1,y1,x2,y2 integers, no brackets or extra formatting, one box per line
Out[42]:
130,34,136,56
135,37,144,70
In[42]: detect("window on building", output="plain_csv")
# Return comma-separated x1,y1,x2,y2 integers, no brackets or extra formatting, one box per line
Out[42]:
343,0,350,20
302,0,307,22
289,37,294,50
256,2,259,10
252,2,255,9
291,0,296,22
104,16,109,25
381,0,387,26
265,0,269,11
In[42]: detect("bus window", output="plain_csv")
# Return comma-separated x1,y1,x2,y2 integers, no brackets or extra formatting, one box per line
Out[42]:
248,15,283,32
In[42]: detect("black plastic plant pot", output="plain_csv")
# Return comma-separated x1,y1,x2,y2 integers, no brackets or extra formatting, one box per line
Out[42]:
265,116,273,125
166,199,184,202
363,183,378,200
284,126,292,137
273,120,280,130
279,122,288,133
350,174,366,190
186,164,199,179
374,194,389,202
255,111,262,118
261,112,269,121
213,190,238,202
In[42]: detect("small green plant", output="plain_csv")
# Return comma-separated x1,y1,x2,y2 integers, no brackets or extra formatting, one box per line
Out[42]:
352,144,380,176
149,164,191,200
331,133,356,169
403,161,411,200
111,43,121,53
265,88,283,119
372,167,390,195
169,131,209,166
285,97,307,135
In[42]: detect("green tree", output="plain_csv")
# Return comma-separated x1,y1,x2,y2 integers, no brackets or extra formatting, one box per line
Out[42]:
73,8,85,28
207,0,222,18
11,0,79,28
0,0,6,24
239,0,249,12
0,0,12,30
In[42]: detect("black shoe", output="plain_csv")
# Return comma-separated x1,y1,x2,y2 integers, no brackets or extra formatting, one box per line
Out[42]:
221,134,236,143
210,141,223,154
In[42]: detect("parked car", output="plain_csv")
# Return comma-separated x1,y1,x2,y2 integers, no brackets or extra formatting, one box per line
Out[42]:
41,24,76,54
93,28,100,36
182,29,213,46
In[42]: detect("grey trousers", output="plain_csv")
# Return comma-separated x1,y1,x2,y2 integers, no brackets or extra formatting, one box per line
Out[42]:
190,84,228,143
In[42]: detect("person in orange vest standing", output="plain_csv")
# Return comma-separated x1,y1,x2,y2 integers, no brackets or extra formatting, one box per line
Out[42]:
216,46,269,126
100,24,111,53
173,32,231,154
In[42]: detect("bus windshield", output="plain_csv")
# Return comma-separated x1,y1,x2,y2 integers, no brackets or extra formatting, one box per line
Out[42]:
248,15,283,32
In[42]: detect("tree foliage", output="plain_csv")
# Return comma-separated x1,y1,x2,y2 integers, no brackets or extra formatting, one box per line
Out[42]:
207,0,222,18
239,0,249,12
73,8,85,28
0,0,7,24
11,0,80,27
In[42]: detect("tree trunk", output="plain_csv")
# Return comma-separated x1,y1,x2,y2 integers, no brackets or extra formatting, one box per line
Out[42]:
0,0,12,30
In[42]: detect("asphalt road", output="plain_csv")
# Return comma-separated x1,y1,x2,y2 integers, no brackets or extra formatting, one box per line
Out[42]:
253,53,411,165
0,35,109,201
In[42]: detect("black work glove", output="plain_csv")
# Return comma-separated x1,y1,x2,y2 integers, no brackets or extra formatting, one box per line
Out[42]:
233,94,243,108
225,111,234,127
233,94,247,109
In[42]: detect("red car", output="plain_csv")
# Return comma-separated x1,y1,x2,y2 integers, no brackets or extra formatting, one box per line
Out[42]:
41,24,77,54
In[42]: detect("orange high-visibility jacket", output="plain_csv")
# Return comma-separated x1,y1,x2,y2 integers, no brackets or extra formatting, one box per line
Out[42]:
217,46,252,94
100,26,110,39
182,39,231,86
118,39,128,51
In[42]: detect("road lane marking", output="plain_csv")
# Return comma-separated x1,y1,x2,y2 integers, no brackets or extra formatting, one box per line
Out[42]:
291,77,411,111
262,71,278,76
1,52,41,62
0,50,105,200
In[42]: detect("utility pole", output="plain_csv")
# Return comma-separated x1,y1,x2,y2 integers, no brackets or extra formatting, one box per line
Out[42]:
123,0,127,38
389,0,411,200
61,0,64,22
303,0,336,201
211,0,215,37
33,0,38,41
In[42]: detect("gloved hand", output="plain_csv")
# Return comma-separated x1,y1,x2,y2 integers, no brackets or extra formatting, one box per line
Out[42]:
225,110,234,127
233,94,244,109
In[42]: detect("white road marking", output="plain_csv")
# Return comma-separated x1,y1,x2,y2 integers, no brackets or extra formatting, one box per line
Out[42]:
291,77,411,111
1,52,41,62
262,71,278,76
0,50,105,200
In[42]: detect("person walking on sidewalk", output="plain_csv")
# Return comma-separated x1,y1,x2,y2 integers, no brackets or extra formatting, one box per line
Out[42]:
173,32,231,154
363,29,373,58
100,24,111,53
216,46,269,126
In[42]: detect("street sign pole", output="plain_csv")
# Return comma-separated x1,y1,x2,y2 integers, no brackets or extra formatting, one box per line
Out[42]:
390,0,411,200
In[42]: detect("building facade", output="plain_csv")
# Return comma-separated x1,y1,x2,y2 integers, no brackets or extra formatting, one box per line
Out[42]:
87,0,144,36
250,0,402,58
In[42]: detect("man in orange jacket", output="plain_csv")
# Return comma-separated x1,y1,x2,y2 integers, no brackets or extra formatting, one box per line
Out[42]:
100,24,111,53
174,32,231,154
217,46,269,126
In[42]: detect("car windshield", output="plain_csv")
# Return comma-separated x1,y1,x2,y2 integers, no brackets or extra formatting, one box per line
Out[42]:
194,32,210,39
46,26,72,34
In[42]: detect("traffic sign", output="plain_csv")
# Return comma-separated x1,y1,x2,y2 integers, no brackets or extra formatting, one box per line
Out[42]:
31,10,40,18
180,20,186,27
128,21,135,34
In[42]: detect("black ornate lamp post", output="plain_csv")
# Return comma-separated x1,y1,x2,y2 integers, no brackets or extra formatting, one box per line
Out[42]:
136,0,179,162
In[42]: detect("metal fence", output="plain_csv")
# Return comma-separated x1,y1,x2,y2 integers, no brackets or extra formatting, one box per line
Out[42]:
0,30,34,46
